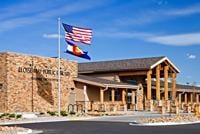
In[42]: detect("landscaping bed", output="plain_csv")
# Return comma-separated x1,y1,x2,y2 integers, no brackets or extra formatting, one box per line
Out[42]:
0,126,32,134
129,115,200,126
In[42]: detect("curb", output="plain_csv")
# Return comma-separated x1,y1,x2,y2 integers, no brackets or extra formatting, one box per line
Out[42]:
129,120,200,126
0,117,98,125
0,119,70,125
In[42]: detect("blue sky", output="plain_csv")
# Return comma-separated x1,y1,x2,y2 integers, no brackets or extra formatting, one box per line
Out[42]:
0,0,200,85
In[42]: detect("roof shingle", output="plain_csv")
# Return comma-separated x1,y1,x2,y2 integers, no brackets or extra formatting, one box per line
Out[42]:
79,56,165,73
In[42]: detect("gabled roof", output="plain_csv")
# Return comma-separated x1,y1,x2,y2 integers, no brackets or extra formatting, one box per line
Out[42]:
74,75,138,89
79,56,180,74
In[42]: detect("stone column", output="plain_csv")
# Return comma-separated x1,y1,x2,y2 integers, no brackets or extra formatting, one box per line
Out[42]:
111,88,115,103
172,73,177,100
156,65,161,100
164,66,169,100
100,88,104,104
122,89,126,104
147,70,152,100
132,90,136,104
185,93,187,104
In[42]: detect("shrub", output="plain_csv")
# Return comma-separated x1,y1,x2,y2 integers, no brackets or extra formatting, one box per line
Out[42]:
1,113,9,117
60,111,68,116
47,111,56,116
8,114,16,118
16,114,22,119
39,112,45,115
69,111,76,115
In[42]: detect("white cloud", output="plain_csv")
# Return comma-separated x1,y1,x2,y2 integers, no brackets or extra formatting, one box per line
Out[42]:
95,30,154,39
166,5,200,16
186,53,196,59
96,29,200,46
0,0,106,33
147,33,200,46
153,0,168,6
43,33,64,39
116,4,200,26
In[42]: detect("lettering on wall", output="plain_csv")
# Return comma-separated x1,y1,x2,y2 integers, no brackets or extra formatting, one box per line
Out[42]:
18,66,70,77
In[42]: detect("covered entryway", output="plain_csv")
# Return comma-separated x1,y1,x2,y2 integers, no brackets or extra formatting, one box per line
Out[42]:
74,75,143,114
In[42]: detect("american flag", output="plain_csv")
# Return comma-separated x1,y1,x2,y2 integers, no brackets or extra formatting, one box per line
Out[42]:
62,23,92,45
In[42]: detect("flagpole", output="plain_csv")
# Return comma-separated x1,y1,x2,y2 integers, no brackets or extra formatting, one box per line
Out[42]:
58,17,61,116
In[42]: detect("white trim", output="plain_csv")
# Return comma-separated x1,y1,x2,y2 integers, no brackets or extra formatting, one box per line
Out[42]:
104,84,138,89
150,57,180,73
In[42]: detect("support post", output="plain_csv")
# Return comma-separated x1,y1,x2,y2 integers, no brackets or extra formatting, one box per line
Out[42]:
122,89,126,104
190,93,193,103
147,70,152,100
111,88,115,103
178,93,182,105
185,93,187,104
196,94,199,103
172,73,177,100
100,88,104,104
156,65,161,100
164,66,169,100
83,85,88,113
132,90,136,104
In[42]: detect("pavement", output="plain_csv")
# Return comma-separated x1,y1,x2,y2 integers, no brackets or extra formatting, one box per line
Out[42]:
1,112,199,134
14,121,200,134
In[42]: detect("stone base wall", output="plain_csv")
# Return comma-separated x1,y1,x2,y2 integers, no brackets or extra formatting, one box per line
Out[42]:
0,52,77,113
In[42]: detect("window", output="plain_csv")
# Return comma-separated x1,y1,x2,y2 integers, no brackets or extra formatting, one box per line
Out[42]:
115,89,120,101
109,89,121,101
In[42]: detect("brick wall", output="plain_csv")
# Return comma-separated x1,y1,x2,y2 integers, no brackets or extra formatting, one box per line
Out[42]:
0,52,77,113
0,53,7,112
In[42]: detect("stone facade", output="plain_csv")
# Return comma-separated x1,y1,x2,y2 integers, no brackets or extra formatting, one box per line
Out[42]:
0,52,77,113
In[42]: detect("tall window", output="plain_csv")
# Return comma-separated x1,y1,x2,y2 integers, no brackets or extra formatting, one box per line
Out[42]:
115,89,120,101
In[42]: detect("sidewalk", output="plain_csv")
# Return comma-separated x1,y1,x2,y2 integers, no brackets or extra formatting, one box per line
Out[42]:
0,116,98,125
0,111,195,125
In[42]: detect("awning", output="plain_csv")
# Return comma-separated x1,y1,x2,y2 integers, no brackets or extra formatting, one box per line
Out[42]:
74,75,138,89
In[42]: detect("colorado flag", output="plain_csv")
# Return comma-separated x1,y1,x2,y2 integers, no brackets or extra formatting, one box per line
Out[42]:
65,41,91,60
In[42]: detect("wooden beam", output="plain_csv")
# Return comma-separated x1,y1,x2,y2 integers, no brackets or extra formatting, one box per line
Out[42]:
147,70,152,100
172,73,176,100
164,60,178,74
119,71,147,76
164,66,169,100
156,65,161,100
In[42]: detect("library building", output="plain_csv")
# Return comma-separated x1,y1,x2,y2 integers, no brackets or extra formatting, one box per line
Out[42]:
0,52,200,114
